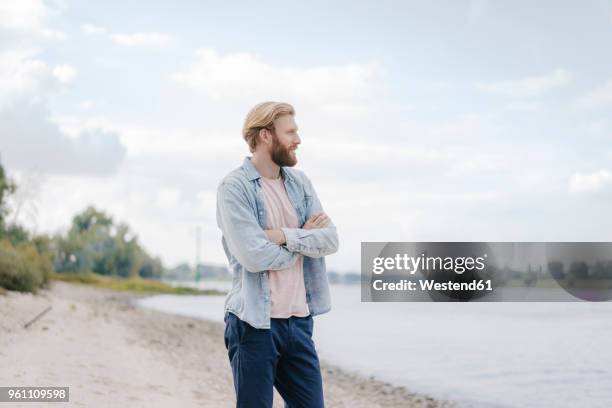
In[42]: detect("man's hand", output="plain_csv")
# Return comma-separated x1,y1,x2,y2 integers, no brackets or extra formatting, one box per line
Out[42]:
264,229,287,245
303,212,331,230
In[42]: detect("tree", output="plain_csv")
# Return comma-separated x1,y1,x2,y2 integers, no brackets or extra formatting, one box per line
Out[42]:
570,261,589,280
71,206,113,234
548,261,565,280
0,163,16,235
0,162,52,293
52,206,166,279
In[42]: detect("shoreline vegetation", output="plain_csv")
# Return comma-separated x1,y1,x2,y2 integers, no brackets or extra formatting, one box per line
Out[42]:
49,272,225,295
1,160,191,296
0,280,456,407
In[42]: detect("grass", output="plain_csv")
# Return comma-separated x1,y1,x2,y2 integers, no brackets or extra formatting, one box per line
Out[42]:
0,286,6,296
49,272,226,295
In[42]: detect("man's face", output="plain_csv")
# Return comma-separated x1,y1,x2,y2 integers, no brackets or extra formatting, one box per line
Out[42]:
268,114,301,167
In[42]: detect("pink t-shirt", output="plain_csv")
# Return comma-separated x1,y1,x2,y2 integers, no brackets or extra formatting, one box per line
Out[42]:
260,175,310,318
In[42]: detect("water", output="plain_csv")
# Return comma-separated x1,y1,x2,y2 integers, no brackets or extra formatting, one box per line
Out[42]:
136,282,612,407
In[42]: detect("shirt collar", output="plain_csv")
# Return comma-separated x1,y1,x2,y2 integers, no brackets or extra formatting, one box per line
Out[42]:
242,156,294,183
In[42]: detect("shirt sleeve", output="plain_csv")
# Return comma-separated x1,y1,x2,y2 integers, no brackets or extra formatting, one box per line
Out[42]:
217,180,300,272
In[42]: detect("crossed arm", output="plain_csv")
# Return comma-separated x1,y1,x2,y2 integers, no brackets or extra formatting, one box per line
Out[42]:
264,212,334,250
216,179,339,273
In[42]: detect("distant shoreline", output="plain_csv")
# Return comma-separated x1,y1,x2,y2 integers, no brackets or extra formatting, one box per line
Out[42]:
0,281,455,407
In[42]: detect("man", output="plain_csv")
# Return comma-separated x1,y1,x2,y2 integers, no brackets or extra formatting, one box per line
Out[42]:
216,101,339,408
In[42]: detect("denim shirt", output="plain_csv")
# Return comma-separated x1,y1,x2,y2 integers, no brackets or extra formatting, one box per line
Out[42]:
216,156,339,329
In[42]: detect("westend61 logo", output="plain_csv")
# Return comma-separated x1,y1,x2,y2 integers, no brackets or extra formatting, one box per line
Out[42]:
372,253,488,275
361,242,612,302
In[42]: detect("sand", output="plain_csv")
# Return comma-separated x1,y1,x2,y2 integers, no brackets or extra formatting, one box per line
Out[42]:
0,281,455,407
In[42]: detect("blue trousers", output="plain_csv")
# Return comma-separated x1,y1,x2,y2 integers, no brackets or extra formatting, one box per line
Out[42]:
223,311,325,408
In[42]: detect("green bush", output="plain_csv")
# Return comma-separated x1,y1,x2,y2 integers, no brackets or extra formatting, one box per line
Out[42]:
0,240,52,293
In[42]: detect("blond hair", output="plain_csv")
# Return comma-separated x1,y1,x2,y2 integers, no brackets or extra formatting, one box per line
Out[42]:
242,101,295,153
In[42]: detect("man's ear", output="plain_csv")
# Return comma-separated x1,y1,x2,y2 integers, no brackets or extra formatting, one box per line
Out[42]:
259,128,270,145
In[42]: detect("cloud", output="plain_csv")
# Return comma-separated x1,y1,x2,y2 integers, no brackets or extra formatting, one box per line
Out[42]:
52,64,76,83
468,0,489,25
0,49,50,103
110,32,171,47
0,50,78,108
575,79,612,109
82,25,170,50
568,169,612,194
0,102,126,175
477,68,571,98
0,0,48,31
582,119,609,140
0,2,68,102
80,23,106,35
0,0,65,39
504,100,542,112
173,48,386,105
41,28,65,40
78,100,94,110
155,187,181,209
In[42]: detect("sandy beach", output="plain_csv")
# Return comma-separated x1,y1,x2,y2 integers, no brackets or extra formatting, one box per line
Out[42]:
0,281,455,407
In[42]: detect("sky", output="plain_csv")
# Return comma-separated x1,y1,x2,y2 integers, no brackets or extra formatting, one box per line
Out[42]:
1,0,612,273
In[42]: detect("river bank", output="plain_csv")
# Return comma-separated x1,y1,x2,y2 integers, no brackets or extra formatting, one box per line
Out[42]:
0,281,454,407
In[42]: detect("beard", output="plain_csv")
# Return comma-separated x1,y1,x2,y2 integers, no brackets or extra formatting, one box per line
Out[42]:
270,131,297,167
